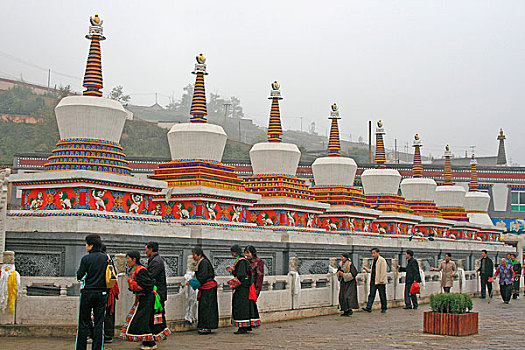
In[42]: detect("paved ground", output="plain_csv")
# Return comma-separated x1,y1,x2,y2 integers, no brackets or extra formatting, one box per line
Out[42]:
3,296,525,349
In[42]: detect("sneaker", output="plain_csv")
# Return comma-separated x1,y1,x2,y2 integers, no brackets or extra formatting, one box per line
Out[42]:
86,337,93,344
413,306,418,310
104,337,113,343
361,307,372,313
381,309,387,313
140,346,151,350
198,329,212,335
403,306,412,310
234,328,248,334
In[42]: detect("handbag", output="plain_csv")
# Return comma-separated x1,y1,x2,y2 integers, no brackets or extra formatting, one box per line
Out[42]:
228,277,242,289
409,281,421,294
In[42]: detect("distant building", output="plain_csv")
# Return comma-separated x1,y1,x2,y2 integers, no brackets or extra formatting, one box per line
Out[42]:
0,114,43,124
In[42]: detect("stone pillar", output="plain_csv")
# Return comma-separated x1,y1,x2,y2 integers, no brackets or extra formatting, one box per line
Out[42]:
114,253,127,275
114,253,132,327
289,256,298,273
330,257,338,306
0,250,15,325
457,259,464,293
288,257,299,310
391,258,398,300
0,169,11,262
2,250,14,265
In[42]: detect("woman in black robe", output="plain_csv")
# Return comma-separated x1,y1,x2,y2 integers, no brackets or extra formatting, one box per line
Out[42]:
336,253,359,316
190,247,219,334
244,245,263,328
226,244,256,334
120,250,170,349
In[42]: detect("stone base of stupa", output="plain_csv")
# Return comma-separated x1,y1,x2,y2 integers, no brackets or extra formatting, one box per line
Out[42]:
371,212,422,237
413,217,455,239
9,170,165,216
318,205,380,232
449,221,482,240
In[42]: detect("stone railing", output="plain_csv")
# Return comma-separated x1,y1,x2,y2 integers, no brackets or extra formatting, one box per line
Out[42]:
0,256,501,330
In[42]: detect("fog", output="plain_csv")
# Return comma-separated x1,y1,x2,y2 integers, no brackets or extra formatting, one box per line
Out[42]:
1,1,524,163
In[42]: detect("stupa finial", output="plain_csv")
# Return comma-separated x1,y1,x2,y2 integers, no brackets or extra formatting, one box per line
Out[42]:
82,14,106,97
443,144,453,185
469,153,478,192
374,120,386,169
327,103,341,157
189,53,208,123
412,133,422,178
267,81,283,142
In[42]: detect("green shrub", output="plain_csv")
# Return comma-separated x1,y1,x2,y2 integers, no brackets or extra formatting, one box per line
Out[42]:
429,293,473,314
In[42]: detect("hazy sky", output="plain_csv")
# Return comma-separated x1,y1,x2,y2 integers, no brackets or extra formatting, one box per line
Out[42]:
1,1,524,164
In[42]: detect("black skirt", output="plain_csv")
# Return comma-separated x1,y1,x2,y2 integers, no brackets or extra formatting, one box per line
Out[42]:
198,286,219,330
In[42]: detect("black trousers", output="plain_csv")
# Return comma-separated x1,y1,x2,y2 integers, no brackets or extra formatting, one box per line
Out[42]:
76,290,107,350
480,274,492,298
443,287,451,293
404,282,418,308
366,283,387,311
104,307,115,338
501,284,513,302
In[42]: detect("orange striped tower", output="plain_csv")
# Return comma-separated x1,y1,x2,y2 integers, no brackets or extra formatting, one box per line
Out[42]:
327,103,341,157
469,154,478,192
443,145,453,185
83,15,106,97
267,81,283,142
412,134,423,178
190,53,208,123
375,120,386,169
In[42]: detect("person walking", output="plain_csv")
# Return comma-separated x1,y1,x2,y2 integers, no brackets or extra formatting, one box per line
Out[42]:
430,253,456,293
75,234,108,350
226,244,257,334
494,258,515,304
337,253,358,316
362,248,388,313
244,245,263,328
120,250,170,349
477,250,494,299
145,242,167,323
509,253,521,299
187,247,219,334
398,250,421,310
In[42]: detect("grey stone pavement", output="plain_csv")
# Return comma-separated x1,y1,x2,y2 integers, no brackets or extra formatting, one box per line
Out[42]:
3,296,525,350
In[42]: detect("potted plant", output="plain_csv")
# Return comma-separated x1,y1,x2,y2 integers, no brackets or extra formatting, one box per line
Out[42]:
424,293,478,336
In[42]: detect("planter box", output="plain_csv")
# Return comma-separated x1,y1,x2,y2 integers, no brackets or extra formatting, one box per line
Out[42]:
423,311,478,336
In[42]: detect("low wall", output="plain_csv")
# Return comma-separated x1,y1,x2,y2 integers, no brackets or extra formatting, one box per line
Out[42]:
0,262,507,336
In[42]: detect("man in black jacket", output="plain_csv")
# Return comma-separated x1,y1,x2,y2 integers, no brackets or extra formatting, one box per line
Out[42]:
75,234,108,350
398,250,421,310
145,241,167,306
477,250,494,299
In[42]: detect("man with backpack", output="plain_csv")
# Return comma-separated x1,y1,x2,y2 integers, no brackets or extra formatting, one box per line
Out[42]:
76,234,109,350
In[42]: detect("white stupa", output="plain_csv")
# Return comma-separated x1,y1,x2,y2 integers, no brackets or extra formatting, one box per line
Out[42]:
167,54,227,162
464,155,493,226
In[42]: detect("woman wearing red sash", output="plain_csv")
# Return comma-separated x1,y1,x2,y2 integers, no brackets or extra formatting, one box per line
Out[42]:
226,244,258,334
120,250,170,350
188,247,218,334
244,245,263,328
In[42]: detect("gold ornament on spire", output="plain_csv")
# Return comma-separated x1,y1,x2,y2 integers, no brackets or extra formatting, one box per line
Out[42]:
445,144,450,152
271,81,280,90
415,134,419,141
90,14,102,26
196,53,206,64
331,103,338,112
377,120,383,128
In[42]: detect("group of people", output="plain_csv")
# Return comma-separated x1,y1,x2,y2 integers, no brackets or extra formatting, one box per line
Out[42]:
337,248,524,317
76,235,169,350
479,251,523,304
75,234,265,350
186,244,264,335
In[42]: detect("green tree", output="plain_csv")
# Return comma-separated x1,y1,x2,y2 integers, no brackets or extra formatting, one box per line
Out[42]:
108,85,131,103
